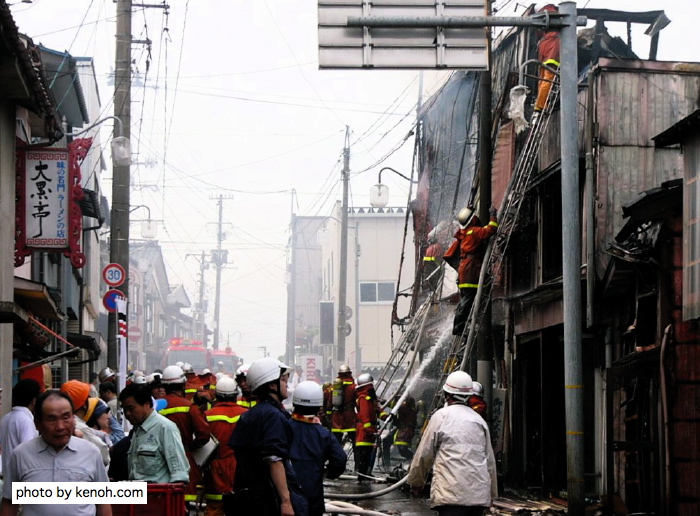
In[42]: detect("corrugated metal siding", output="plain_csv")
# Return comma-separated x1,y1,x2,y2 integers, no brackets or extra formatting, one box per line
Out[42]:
595,146,683,275
492,120,515,207
597,70,700,147
684,136,700,320
594,65,700,277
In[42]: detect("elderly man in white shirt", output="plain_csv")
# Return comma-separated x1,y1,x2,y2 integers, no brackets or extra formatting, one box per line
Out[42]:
0,379,41,478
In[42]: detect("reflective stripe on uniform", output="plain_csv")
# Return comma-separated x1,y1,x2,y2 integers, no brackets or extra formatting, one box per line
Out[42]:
363,422,373,428
544,58,560,66
184,389,198,394
184,495,199,501
343,381,353,385
423,256,436,261
205,494,223,501
159,406,191,415
489,221,498,227
458,283,480,288
394,441,409,446
206,414,241,424
355,442,374,447
238,400,257,408
466,230,474,235
331,428,356,432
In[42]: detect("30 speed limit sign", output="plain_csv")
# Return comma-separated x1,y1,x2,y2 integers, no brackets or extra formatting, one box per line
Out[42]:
102,263,126,287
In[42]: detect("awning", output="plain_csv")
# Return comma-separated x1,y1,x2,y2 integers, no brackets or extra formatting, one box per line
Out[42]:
68,332,100,358
13,276,63,321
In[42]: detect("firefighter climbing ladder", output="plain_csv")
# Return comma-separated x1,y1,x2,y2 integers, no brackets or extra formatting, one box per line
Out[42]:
426,78,562,417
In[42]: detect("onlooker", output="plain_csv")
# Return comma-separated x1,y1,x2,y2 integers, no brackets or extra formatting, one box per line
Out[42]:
0,390,111,516
99,382,120,422
60,380,110,467
289,381,346,516
119,383,189,484
227,357,308,516
88,372,100,398
407,371,497,516
86,398,124,446
0,379,41,478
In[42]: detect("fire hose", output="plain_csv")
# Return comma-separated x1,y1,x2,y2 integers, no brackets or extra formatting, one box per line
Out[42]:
324,475,409,501
325,499,396,515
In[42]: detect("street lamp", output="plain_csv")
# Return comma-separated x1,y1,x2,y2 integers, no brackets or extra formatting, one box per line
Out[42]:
369,166,415,208
69,115,131,167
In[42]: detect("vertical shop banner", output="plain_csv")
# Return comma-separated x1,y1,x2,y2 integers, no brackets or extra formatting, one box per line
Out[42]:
15,138,92,268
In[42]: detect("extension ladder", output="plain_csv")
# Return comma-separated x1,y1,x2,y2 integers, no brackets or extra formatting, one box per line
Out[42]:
426,79,561,417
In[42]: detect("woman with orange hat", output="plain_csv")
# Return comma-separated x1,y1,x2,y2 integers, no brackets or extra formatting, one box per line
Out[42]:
60,380,110,466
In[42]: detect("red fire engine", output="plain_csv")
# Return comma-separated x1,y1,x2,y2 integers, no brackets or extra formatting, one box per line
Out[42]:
162,338,209,373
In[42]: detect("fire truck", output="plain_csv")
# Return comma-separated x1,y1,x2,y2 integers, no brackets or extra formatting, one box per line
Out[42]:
210,347,241,374
162,338,209,373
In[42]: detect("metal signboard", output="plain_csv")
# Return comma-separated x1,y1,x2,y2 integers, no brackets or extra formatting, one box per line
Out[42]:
318,0,488,69
102,263,126,287
103,289,125,313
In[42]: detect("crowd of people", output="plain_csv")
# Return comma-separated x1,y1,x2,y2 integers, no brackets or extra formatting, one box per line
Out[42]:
0,358,496,516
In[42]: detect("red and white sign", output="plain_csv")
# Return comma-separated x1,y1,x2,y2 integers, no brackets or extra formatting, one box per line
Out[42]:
102,263,126,287
301,355,323,382
129,326,142,343
103,289,125,312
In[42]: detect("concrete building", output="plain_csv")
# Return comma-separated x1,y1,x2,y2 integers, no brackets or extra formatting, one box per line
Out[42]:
317,201,415,374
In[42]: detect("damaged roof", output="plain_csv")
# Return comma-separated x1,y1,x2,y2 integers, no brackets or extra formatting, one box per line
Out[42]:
652,109,700,147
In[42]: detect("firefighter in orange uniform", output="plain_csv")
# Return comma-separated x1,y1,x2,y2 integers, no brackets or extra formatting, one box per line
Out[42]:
203,376,247,516
443,205,498,336
534,4,560,115
235,363,258,409
331,364,356,444
183,363,201,401
159,364,211,505
321,382,333,429
468,381,487,419
354,373,384,480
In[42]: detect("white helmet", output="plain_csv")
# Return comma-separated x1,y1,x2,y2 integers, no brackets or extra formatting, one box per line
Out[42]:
146,373,162,385
236,363,251,378
202,368,211,375
161,365,185,384
175,361,184,368
293,381,323,407
338,364,351,374
183,363,194,374
218,361,224,367
247,357,293,393
133,375,147,385
216,376,240,397
443,370,473,400
215,372,224,381
472,381,484,397
356,373,374,388
457,207,475,228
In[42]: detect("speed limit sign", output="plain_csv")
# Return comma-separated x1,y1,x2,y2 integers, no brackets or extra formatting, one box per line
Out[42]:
102,263,126,287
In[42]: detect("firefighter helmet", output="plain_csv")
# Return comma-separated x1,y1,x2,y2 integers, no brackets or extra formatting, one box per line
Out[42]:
98,367,116,383
146,373,161,386
247,357,293,393
236,363,251,378
356,373,374,388
182,363,194,374
133,375,147,385
216,376,240,397
443,371,473,400
202,368,211,375
457,207,475,227
175,361,184,369
293,381,324,407
161,365,185,384
338,364,351,374
472,381,484,397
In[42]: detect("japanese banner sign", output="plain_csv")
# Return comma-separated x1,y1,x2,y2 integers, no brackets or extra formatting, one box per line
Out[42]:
15,139,92,268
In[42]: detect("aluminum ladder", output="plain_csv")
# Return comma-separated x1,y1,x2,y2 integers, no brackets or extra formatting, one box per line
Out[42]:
426,80,561,417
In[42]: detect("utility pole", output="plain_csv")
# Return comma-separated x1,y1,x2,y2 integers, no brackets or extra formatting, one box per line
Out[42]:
108,0,132,370
211,194,233,350
197,251,207,343
337,127,350,365
477,0,494,421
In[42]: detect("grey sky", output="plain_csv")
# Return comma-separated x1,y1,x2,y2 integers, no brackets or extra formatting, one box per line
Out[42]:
10,0,698,361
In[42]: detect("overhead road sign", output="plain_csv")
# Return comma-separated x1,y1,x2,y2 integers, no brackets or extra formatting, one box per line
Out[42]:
318,0,489,69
